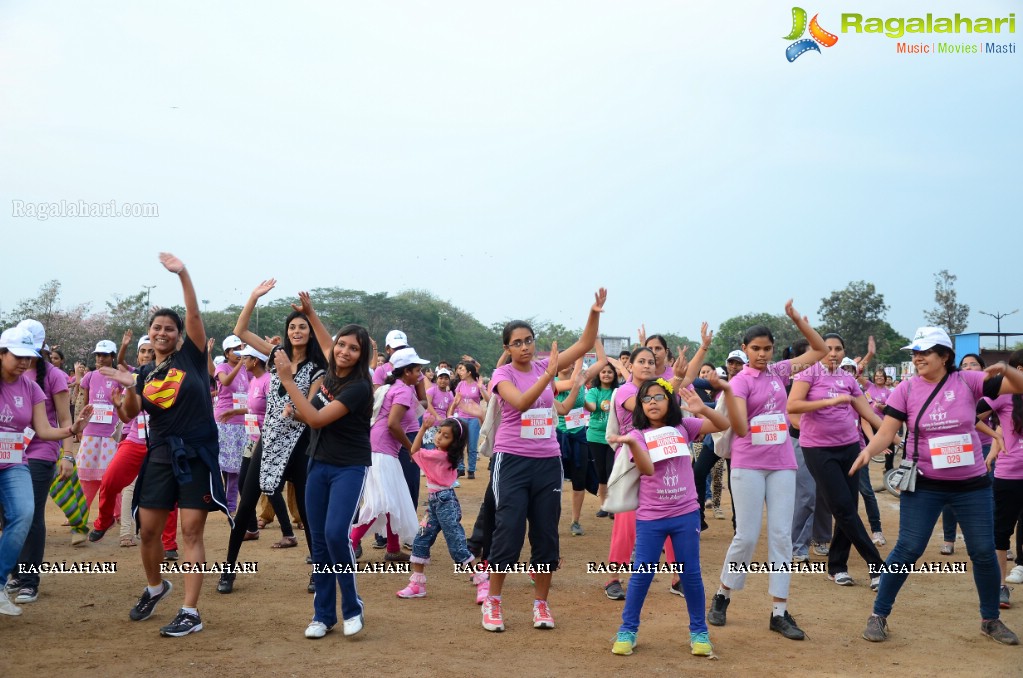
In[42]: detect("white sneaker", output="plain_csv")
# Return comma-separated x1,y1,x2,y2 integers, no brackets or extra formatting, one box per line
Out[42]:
829,572,855,586
872,532,886,546
343,613,364,636
1007,565,1023,585
0,589,23,616
305,620,333,639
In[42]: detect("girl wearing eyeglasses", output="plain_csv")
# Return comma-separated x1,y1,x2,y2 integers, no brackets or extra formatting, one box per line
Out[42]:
479,289,606,633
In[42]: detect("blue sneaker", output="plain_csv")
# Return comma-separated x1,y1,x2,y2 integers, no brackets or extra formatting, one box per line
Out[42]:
612,630,637,655
690,631,713,656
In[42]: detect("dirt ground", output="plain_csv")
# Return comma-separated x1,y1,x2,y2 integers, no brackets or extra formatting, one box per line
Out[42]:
2,461,1018,677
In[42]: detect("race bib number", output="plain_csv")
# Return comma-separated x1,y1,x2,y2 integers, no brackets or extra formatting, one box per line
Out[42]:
0,431,25,464
929,433,974,470
91,403,114,424
245,414,260,436
750,413,788,446
232,393,248,409
520,408,554,439
136,413,150,437
643,426,691,464
23,427,36,446
565,407,589,429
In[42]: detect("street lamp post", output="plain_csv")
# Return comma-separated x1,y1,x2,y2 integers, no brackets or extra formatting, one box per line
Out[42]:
142,284,157,309
978,309,1019,350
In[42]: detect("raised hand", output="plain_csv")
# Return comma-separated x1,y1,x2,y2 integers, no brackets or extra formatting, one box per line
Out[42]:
99,365,135,389
707,370,730,392
546,342,560,376
207,337,215,354
784,299,803,324
867,335,876,355
252,278,277,299
637,323,647,346
121,330,133,348
291,290,314,316
273,349,295,380
678,387,703,412
672,345,690,376
158,252,185,274
591,288,607,314
699,322,713,350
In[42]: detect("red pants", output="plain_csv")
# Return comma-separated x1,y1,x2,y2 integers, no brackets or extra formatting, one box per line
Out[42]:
94,438,178,550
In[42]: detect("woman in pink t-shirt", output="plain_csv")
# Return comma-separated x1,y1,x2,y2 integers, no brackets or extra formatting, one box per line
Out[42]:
708,300,826,641
77,340,123,509
480,289,606,634
213,335,250,513
787,333,884,590
851,327,1023,645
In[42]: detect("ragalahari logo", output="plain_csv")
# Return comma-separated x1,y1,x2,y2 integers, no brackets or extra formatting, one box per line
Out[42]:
784,7,838,62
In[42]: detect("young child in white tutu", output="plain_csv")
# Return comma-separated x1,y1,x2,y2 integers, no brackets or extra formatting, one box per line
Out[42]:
350,348,428,560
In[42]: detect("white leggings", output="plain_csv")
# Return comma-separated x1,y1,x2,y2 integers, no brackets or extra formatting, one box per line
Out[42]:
719,468,796,599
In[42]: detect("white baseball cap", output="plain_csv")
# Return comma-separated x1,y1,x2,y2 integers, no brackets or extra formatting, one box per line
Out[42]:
234,345,269,362
214,356,227,366
16,319,46,350
391,347,429,370
385,330,408,349
715,367,727,379
94,340,117,355
903,327,953,352
0,327,41,357
840,357,858,371
436,367,453,377
222,335,244,351
726,350,748,365
137,335,151,350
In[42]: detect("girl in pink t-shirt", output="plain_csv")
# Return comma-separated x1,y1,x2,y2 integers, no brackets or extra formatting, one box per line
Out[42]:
397,417,487,601
606,378,732,657
77,341,123,509
710,300,827,642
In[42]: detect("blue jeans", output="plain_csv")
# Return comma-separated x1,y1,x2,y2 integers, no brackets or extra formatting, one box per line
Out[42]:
874,484,1001,620
305,460,367,626
620,510,706,635
16,459,56,587
0,465,34,582
457,417,480,473
942,444,992,541
411,489,472,564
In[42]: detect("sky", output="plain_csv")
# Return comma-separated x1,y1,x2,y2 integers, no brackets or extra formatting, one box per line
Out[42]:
1,1,1019,349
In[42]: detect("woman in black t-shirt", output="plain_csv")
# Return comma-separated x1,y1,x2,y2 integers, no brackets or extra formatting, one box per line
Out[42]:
274,292,373,640
103,252,227,638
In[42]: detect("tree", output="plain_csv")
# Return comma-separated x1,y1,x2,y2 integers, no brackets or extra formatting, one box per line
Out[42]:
708,312,803,367
818,281,908,369
923,269,969,336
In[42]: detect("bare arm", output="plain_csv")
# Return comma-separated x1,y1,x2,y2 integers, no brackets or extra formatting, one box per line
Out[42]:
554,289,607,370
117,330,132,368
495,343,561,413
233,279,277,357
606,433,654,476
851,393,883,431
159,253,206,349
850,416,902,474
784,300,827,373
387,403,414,451
291,291,335,359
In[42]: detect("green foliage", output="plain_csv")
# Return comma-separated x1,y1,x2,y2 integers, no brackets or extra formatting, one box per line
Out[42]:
817,281,908,369
923,269,969,336
707,312,802,367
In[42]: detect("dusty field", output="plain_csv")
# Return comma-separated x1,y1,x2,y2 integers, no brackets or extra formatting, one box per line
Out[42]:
2,461,1017,677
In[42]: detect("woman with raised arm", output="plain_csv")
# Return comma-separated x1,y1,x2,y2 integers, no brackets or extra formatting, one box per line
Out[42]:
100,253,229,637
707,300,826,642
787,333,885,591
480,289,606,633
270,294,373,639
218,281,327,594
852,329,1023,646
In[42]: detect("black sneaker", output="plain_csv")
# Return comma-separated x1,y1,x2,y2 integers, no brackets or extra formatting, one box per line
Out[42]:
308,572,315,594
669,581,684,597
468,472,476,480
129,580,172,621
371,535,387,549
769,611,805,640
595,510,609,518
354,544,363,560
217,573,235,594
164,549,179,561
15,586,39,604
4,578,22,595
707,593,729,626
159,609,203,637
604,580,626,600
87,527,109,543
457,469,466,477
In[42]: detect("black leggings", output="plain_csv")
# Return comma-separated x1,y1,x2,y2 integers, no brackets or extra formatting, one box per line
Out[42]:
226,438,311,565
803,443,884,575
467,472,496,562
238,455,289,534
693,444,735,530
994,478,1023,552
590,442,614,485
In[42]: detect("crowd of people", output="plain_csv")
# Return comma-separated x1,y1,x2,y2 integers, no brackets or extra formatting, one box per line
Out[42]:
2,255,1022,657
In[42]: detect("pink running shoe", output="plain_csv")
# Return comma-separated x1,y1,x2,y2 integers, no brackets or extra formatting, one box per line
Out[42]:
472,573,490,605
482,597,505,632
533,600,555,629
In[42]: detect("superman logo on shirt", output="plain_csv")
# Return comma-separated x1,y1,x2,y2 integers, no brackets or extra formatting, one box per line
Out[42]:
143,369,186,409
